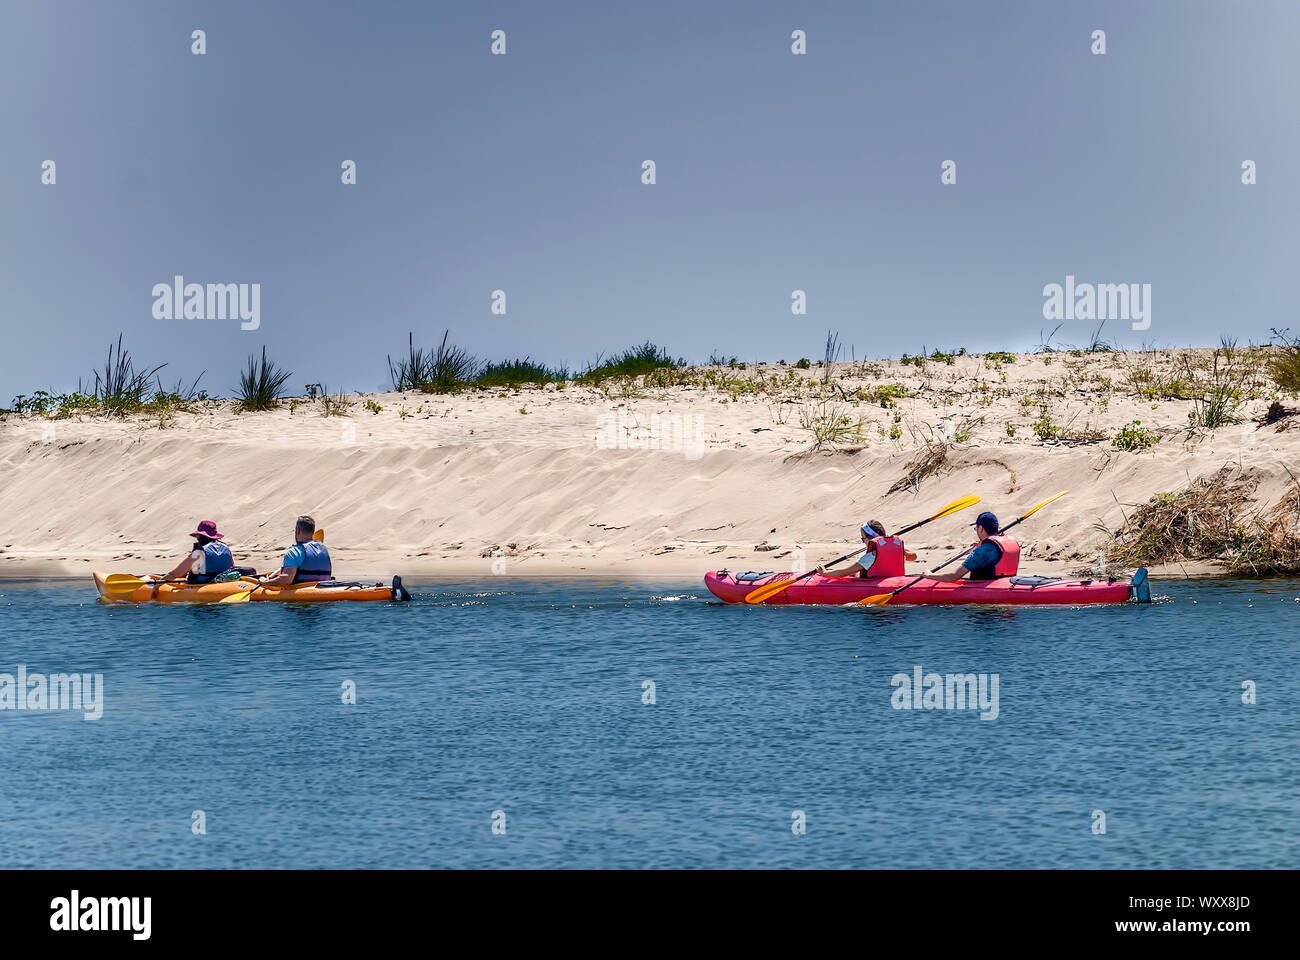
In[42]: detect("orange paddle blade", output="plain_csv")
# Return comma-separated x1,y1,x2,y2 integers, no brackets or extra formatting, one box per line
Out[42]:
743,575,801,604
857,593,893,607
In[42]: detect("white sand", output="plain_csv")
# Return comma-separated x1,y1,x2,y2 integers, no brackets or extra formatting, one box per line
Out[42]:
2,349,1295,582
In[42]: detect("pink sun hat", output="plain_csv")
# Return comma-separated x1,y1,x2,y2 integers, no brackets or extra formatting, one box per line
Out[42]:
189,520,224,540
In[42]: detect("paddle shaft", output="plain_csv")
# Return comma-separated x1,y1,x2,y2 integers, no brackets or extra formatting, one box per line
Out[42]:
743,544,870,600
794,505,973,580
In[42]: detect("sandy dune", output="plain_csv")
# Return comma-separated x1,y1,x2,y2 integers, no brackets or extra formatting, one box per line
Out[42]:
2,349,1296,581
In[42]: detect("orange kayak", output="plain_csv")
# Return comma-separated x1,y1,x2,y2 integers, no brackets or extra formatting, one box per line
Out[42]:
93,571,410,604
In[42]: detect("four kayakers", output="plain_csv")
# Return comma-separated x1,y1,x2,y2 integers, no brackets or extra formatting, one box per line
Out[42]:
162,520,236,583
152,510,1019,590
259,515,333,586
928,511,1020,582
818,520,919,578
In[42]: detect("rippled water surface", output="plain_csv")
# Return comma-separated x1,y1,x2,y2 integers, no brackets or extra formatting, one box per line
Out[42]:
0,577,1296,867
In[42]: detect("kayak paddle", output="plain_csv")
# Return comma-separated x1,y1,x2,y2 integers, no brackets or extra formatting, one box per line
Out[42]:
857,489,1070,606
102,574,188,597
742,494,982,604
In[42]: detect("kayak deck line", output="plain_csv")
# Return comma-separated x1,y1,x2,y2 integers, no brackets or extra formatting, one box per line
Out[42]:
705,567,1151,606
92,571,412,604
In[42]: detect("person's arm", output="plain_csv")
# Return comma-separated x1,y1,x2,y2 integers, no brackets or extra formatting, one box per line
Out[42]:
260,566,297,587
928,565,971,583
163,552,197,580
929,541,992,582
904,550,918,562
819,546,873,578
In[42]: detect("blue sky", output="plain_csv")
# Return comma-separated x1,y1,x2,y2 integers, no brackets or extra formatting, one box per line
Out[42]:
2,0,1297,396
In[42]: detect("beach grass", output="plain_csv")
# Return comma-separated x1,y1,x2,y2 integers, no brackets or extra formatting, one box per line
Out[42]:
7,335,206,419
575,342,683,385
1269,328,1300,393
475,359,569,388
237,347,292,411
388,330,480,394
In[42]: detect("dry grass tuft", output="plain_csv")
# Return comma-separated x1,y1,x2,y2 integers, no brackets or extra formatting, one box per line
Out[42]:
1105,466,1300,575
887,441,950,495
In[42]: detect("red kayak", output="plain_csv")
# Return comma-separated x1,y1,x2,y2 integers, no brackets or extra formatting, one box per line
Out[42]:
704,568,1149,606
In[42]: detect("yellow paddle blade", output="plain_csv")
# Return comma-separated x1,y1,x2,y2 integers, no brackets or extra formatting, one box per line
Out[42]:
928,494,981,522
218,589,254,604
103,574,154,596
313,528,325,542
743,575,800,604
857,593,893,607
1021,489,1069,520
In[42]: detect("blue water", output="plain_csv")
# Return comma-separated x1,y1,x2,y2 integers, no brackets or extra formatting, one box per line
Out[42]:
0,577,1296,868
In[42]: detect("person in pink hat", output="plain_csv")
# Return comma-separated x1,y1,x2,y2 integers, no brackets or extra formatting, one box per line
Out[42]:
161,520,237,583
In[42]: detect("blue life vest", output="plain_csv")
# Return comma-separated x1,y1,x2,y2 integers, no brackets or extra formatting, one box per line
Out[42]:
291,540,332,582
188,541,234,583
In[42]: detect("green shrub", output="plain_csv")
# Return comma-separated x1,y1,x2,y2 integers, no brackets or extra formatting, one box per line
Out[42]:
1113,420,1159,451
1032,415,1060,441
860,382,909,407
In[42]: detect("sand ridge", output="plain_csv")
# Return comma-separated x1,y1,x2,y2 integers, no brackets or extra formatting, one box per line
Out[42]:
2,349,1296,581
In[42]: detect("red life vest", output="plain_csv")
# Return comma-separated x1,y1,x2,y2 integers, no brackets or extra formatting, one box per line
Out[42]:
863,536,907,578
969,534,1021,579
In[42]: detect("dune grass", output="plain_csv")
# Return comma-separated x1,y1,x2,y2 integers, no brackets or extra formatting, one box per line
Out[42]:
388,331,480,393
8,335,205,418
237,347,292,411
574,342,682,385
1269,328,1300,393
475,359,569,388
91,334,167,414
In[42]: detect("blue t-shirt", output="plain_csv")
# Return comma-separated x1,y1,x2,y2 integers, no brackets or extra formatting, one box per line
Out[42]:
964,540,1002,575
283,541,331,574
855,549,878,574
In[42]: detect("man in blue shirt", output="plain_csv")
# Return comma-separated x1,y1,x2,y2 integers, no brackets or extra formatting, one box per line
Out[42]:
259,515,333,586
929,511,1005,582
